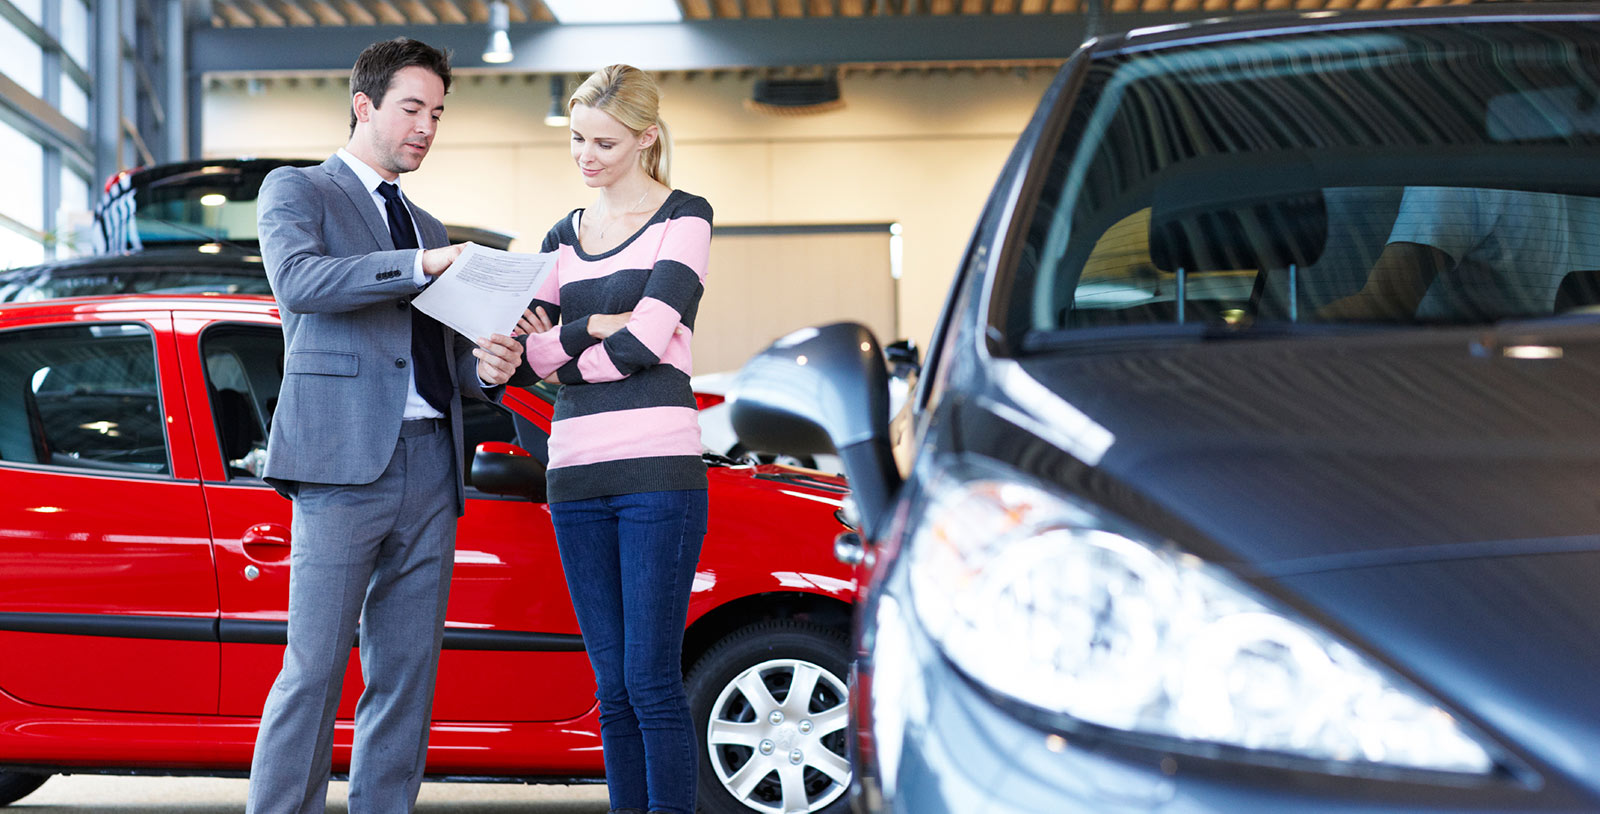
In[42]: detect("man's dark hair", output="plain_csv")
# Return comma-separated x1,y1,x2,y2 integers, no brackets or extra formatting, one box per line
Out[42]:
348,37,452,135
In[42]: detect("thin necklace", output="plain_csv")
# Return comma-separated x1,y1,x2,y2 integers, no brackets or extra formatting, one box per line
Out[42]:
597,188,650,239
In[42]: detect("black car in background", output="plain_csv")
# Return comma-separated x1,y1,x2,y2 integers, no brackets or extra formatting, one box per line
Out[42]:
735,5,1600,812
0,158,511,303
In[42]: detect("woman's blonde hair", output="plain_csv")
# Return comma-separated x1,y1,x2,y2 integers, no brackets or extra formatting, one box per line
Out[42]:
569,64,672,187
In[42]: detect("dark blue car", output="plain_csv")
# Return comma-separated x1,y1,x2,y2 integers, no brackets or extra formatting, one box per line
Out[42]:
735,5,1600,811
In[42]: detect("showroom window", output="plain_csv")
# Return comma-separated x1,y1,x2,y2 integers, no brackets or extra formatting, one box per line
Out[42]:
58,165,91,257
60,0,87,69
0,0,95,267
0,116,46,267
0,322,169,475
0,10,42,99
0,118,45,233
60,73,87,129
0,227,42,268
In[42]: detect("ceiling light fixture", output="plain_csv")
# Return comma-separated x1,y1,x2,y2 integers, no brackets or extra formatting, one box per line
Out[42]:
544,75,570,127
543,0,682,24
746,75,845,116
483,0,513,64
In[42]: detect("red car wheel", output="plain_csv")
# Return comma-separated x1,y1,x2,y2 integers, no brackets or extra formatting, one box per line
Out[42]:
687,620,852,814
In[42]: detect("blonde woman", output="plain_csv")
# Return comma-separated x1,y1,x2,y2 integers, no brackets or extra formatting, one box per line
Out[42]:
517,65,712,814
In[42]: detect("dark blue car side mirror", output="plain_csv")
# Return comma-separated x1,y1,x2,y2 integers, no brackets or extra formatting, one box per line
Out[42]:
730,322,902,538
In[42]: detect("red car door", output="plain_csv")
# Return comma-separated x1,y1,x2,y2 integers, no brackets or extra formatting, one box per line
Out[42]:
0,306,218,715
175,311,595,725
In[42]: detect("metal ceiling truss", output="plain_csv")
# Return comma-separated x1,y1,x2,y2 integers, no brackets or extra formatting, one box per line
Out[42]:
192,11,1214,73
203,57,1064,92
205,0,1474,26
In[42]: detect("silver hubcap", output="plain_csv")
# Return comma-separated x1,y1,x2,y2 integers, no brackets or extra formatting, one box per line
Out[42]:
706,658,850,813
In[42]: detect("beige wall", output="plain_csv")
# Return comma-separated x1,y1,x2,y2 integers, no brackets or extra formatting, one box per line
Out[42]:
202,69,1053,351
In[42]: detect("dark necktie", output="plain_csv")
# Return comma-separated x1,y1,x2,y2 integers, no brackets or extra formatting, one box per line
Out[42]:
377,182,452,415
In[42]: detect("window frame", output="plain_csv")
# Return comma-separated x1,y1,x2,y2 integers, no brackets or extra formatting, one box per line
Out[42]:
0,319,175,478
197,322,282,483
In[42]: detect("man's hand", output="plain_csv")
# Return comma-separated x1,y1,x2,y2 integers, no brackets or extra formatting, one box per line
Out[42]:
474,333,524,386
516,306,555,335
421,243,466,277
587,311,634,339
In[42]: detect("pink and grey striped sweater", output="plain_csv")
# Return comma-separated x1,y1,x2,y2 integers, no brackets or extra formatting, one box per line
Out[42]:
522,190,713,502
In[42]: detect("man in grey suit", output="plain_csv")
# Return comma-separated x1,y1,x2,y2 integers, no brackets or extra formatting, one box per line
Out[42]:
247,37,529,814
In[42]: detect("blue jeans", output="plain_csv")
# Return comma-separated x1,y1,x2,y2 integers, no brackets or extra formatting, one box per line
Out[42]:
550,489,709,814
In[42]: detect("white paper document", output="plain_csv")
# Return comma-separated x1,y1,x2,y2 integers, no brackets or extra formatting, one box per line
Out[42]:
411,242,557,340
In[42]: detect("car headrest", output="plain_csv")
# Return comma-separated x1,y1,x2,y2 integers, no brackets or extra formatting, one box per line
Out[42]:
1556,269,1600,313
1148,157,1329,273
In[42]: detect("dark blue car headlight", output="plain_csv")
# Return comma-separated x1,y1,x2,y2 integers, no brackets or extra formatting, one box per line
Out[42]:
901,461,1494,775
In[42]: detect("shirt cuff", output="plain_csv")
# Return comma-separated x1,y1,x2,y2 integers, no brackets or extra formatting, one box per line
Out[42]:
412,250,427,287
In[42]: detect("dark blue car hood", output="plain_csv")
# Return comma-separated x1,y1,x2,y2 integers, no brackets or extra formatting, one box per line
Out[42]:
1012,323,1600,568
1002,321,1600,795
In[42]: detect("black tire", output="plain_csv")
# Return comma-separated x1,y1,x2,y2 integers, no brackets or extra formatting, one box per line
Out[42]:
0,771,49,807
687,620,852,814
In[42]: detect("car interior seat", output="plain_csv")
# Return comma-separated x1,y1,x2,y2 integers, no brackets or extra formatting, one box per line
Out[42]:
1146,160,1330,324
211,387,263,473
1555,269,1600,312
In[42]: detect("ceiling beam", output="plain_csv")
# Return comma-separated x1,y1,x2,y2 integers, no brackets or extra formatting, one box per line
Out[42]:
193,11,1204,73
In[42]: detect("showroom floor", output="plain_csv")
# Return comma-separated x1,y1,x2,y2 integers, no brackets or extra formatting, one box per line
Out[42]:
13,775,610,812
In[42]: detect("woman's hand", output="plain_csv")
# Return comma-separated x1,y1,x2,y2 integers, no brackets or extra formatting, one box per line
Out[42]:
516,306,555,335
587,311,634,339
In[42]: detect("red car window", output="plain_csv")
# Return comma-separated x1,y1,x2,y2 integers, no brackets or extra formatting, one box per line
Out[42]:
199,326,279,479
0,322,168,475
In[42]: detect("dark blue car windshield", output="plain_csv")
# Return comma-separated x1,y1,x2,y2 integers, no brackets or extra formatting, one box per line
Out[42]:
1010,19,1600,344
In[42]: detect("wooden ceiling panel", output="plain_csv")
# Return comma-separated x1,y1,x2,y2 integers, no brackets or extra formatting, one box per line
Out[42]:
214,0,259,26
243,0,289,25
331,0,377,22
195,0,1492,89
303,0,348,23
271,0,318,25
350,0,408,24
397,0,439,23
427,0,470,23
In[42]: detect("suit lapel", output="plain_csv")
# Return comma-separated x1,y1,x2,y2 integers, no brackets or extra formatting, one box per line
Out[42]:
418,218,446,251
322,156,396,251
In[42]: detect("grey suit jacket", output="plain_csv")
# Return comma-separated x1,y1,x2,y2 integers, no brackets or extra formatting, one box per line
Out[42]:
258,156,498,515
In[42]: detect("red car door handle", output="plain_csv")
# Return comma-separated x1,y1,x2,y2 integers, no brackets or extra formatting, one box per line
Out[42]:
241,523,291,551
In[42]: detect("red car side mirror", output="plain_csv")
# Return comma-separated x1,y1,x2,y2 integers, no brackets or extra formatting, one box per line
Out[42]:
471,442,547,503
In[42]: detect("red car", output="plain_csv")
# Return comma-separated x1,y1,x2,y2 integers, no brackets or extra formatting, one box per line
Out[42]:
0,294,856,814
